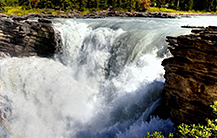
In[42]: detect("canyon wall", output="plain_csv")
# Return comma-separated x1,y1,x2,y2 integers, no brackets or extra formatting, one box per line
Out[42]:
0,18,57,57
1,16,217,126
162,26,217,125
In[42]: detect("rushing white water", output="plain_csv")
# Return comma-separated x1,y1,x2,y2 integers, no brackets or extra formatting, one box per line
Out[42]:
0,16,217,138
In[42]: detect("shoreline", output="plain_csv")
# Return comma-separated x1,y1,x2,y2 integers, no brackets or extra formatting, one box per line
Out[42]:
0,11,217,20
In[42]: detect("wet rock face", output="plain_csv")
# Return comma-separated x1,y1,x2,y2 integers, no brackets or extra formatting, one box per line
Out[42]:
162,26,217,125
0,18,56,57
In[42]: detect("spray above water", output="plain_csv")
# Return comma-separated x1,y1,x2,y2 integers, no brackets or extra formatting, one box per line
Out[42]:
0,16,217,138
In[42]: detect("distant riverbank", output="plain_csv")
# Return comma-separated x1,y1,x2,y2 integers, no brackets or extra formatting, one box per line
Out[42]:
1,9,217,21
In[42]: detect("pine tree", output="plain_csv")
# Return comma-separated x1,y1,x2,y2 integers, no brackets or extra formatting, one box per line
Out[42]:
99,0,108,9
213,0,217,11
79,0,87,11
95,0,99,8
188,0,193,10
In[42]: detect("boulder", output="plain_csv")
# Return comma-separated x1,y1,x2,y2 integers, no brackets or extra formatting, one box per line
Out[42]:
161,26,217,125
0,18,57,57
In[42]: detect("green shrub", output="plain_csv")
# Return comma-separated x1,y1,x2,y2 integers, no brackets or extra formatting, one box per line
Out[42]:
145,101,217,138
146,7,180,13
1,6,62,15
177,123,212,138
145,132,174,138
4,6,23,15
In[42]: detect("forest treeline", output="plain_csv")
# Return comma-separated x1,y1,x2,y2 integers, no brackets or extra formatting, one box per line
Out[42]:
0,0,217,12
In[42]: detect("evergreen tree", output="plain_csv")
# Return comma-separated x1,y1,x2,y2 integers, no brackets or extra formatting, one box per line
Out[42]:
187,0,193,10
95,0,99,8
150,0,156,6
0,0,5,7
213,0,217,11
117,0,121,8
155,0,165,7
126,0,137,11
79,0,87,11
5,0,18,6
99,0,108,9
166,0,175,8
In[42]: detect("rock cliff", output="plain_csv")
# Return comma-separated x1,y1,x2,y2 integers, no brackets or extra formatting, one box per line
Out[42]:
162,26,217,125
0,18,56,57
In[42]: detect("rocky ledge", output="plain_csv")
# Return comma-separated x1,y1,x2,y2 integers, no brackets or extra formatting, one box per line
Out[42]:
161,26,217,125
0,18,57,57
0,11,178,20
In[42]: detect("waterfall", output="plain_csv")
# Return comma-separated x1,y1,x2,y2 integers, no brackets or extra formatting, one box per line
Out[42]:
0,16,217,138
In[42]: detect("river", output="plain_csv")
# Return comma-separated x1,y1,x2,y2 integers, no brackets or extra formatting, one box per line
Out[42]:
0,16,217,138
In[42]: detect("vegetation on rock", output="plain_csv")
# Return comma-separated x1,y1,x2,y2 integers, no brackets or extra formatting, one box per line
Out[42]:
146,102,217,138
0,0,217,15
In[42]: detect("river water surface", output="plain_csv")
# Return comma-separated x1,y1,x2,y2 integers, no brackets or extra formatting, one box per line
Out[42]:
0,16,217,138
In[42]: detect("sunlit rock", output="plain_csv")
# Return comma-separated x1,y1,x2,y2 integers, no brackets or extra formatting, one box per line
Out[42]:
162,26,217,125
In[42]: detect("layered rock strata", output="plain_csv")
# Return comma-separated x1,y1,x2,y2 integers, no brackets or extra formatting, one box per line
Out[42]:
0,18,56,57
162,26,217,125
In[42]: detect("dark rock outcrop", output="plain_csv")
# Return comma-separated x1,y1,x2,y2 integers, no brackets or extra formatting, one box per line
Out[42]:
162,26,217,125
3,11,177,20
1,11,217,20
0,18,56,57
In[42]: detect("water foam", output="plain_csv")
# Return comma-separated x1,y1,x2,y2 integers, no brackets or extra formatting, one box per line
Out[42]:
0,17,216,138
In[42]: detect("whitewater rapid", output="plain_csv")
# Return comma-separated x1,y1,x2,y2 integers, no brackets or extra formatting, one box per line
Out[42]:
0,16,217,138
